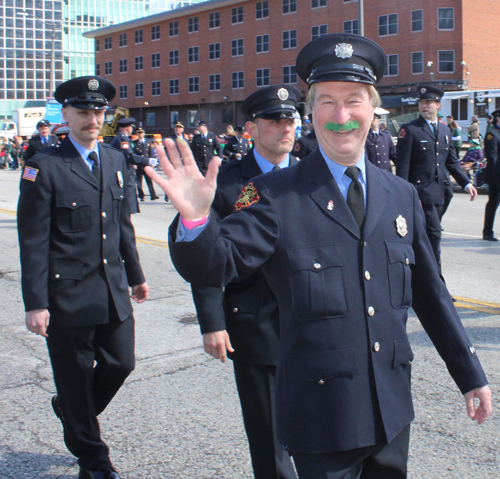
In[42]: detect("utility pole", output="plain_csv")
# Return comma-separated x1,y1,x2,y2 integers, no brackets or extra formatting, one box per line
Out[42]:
358,0,364,36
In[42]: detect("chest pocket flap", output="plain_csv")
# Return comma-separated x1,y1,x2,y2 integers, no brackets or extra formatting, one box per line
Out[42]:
55,192,92,233
386,241,414,309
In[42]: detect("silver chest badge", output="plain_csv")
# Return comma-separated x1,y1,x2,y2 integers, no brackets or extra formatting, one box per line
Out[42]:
335,43,353,59
395,215,408,237
117,171,124,188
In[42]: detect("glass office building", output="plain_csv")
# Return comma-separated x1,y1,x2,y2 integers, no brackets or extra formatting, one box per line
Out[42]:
0,0,149,119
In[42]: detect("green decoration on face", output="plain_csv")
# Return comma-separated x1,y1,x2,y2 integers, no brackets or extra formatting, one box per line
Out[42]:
324,120,361,132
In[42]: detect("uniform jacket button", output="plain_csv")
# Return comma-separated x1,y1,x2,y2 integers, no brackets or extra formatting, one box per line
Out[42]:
405,258,410,265
54,274,60,279
318,379,325,385
72,202,77,206
103,259,108,264
367,306,375,316
314,263,321,270
233,307,238,313
469,346,476,354
102,212,107,217
373,342,380,352
365,271,371,280
103,234,107,240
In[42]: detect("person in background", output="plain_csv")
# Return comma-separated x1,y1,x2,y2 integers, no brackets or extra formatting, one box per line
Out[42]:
365,111,396,172
171,122,185,140
450,120,463,157
467,116,481,145
24,120,60,162
483,110,500,241
223,126,251,161
133,128,159,202
190,120,222,176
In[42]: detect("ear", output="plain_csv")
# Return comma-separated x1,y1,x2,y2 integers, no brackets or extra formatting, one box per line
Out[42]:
245,120,257,139
61,107,69,122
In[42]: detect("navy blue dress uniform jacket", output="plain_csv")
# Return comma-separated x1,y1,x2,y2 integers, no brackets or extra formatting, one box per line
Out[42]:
110,131,150,213
133,138,153,158
190,132,223,171
24,134,60,162
365,129,395,172
18,137,145,327
485,126,500,186
396,116,469,204
169,149,487,454
291,131,318,160
222,135,251,161
191,150,298,365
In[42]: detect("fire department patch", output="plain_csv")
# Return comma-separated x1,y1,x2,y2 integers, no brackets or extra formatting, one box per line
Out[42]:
235,183,260,210
398,128,407,139
486,133,493,140
122,142,129,149
294,142,301,151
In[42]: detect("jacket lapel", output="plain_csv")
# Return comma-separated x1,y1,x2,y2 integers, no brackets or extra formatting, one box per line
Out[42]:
307,149,360,238
363,161,390,239
241,150,264,179
99,143,117,190
61,137,99,188
418,116,437,141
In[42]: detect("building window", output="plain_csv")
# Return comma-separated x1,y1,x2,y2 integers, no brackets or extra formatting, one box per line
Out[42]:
283,0,297,14
232,39,244,57
282,30,297,49
438,8,454,30
411,10,423,32
135,56,143,71
151,25,160,41
386,54,398,76
152,81,161,96
169,50,179,66
188,46,199,63
209,11,220,29
170,79,179,95
95,39,100,52
169,21,179,37
379,14,398,36
135,29,143,44
104,61,112,75
343,20,359,34
311,25,328,40
209,74,221,91
189,76,199,93
312,0,327,8
438,50,455,73
411,52,423,74
188,110,198,128
119,59,127,73
135,83,144,98
147,113,156,127
96,64,100,76
188,16,199,33
171,111,179,126
209,43,221,60
104,36,112,50
151,53,160,69
119,85,127,99
232,71,244,89
119,33,127,47
256,68,270,87
256,1,269,19
256,34,270,53
283,65,297,84
232,6,244,24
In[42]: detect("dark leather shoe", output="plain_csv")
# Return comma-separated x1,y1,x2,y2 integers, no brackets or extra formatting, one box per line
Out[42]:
51,395,76,455
483,235,498,241
150,195,159,200
79,467,121,479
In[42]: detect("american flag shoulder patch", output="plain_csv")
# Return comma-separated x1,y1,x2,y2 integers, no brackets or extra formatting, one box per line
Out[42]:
22,166,39,182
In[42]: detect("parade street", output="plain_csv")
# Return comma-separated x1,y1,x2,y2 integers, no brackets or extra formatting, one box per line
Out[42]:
0,168,499,478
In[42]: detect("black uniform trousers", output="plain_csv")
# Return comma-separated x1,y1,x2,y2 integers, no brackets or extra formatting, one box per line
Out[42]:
233,361,297,479
421,203,444,275
483,179,500,236
292,424,410,479
136,166,157,200
46,302,135,471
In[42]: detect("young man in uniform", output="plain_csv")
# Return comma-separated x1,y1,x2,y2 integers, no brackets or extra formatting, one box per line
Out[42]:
190,120,222,175
365,111,395,172
223,126,251,161
192,85,301,479
133,127,159,201
148,34,491,479
18,76,149,479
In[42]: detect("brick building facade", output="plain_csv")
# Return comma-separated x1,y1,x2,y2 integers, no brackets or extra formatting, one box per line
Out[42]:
84,0,500,136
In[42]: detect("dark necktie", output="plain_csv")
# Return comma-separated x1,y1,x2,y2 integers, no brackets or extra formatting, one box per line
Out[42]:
272,165,281,171
344,166,364,229
431,122,437,136
89,151,100,185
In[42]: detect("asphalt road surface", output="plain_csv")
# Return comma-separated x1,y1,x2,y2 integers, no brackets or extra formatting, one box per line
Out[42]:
0,167,499,478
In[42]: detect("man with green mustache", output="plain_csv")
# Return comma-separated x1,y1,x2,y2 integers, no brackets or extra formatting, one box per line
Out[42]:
148,34,491,479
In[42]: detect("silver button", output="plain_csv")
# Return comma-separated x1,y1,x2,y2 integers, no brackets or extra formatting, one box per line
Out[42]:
120,195,123,199
102,212,107,217
368,306,375,316
436,152,439,156
318,379,325,385
437,163,439,166
469,346,476,354
405,258,410,265
364,242,368,247
72,202,77,206
54,274,60,279
365,271,371,280
103,234,107,240
233,307,238,313
103,259,108,264
314,263,321,270
408,360,413,366
373,342,380,352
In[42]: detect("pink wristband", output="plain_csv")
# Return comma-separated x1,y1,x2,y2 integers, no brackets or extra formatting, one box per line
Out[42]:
181,216,208,230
